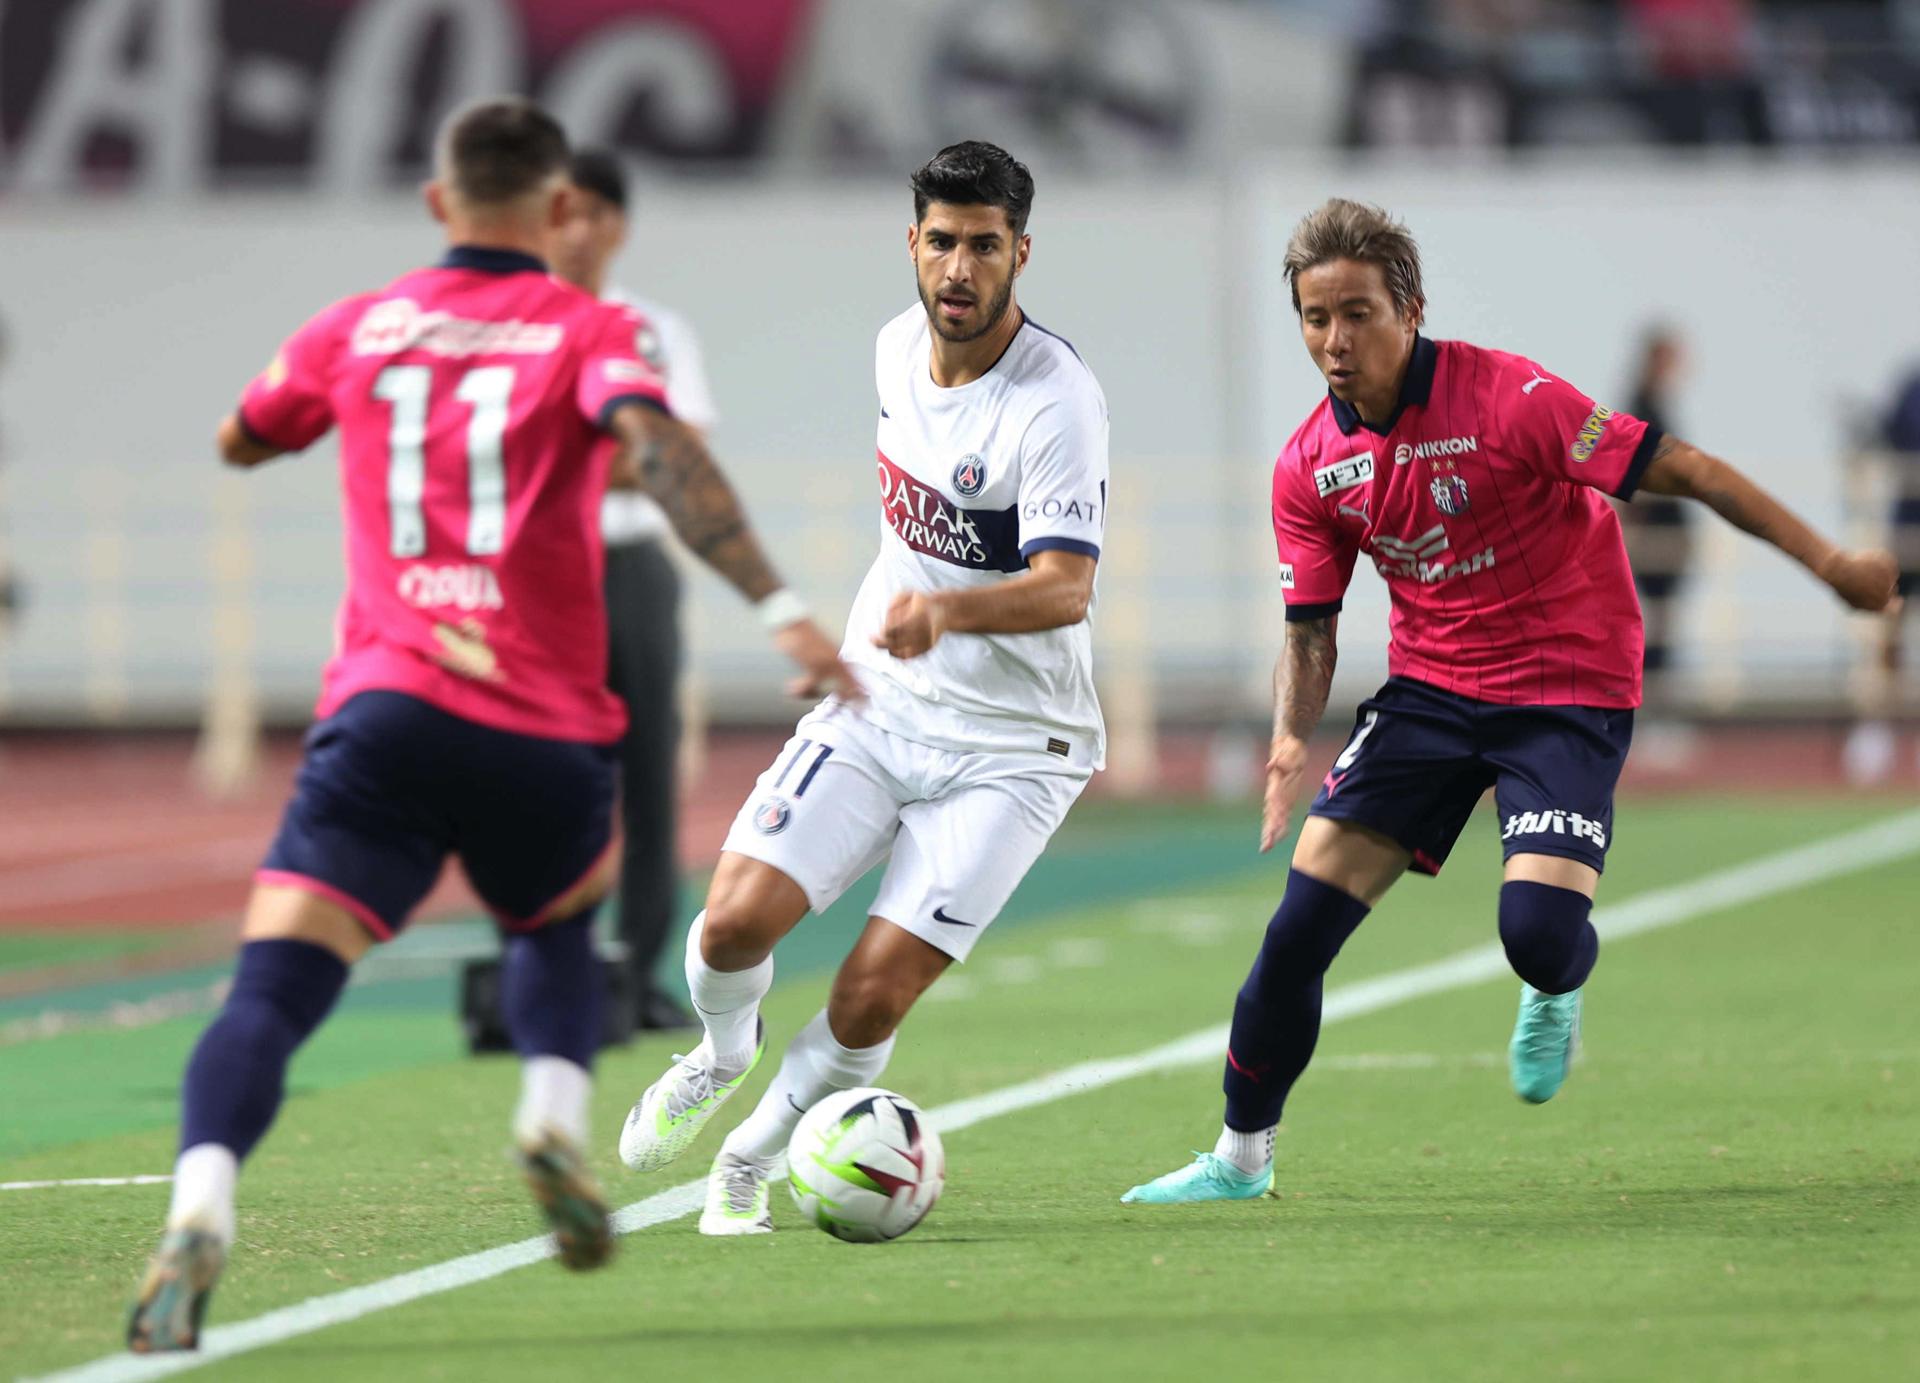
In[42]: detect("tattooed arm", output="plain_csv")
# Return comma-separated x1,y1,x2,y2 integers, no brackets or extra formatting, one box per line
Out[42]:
605,403,861,700
608,404,779,599
1261,614,1339,853
1638,435,1898,612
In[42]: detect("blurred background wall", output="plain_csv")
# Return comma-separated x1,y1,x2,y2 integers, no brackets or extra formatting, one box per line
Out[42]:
3,0,1918,760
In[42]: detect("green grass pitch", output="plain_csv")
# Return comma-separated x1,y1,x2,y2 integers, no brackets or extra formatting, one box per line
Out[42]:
2,797,1916,1380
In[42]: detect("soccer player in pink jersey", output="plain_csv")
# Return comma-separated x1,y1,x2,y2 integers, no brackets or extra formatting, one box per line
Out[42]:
125,99,855,1352
1124,198,1900,1206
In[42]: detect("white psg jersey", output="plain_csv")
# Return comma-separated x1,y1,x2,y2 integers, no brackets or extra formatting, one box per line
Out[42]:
840,304,1109,769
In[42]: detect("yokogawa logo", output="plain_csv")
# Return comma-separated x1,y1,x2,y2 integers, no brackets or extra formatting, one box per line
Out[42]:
1313,452,1373,497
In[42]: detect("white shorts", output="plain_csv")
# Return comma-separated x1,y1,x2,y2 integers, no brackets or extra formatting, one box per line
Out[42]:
719,702,1090,962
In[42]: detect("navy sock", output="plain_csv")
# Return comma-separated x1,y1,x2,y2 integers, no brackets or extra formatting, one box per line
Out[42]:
1222,870,1371,1133
502,908,602,1070
1498,881,1597,994
180,939,350,1159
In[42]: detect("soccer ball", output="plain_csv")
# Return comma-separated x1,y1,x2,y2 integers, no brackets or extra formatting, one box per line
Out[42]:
786,1087,945,1242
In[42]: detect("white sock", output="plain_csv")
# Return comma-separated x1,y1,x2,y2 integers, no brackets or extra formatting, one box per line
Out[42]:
514,1055,591,1147
1214,1124,1276,1176
684,910,772,1074
722,1009,895,1163
167,1143,238,1246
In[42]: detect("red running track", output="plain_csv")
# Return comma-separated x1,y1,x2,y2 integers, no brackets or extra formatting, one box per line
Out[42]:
0,724,1906,932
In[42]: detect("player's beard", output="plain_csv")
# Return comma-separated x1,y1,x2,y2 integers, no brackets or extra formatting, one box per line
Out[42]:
921,274,1015,344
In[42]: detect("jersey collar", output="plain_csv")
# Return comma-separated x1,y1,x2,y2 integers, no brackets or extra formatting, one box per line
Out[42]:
438,245,548,276
1330,334,1438,436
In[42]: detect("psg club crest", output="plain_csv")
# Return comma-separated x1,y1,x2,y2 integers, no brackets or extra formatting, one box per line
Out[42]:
951,453,988,499
752,797,792,836
1430,475,1470,516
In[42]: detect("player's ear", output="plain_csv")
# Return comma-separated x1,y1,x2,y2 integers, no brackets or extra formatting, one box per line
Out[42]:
423,180,449,227
1014,233,1031,278
907,222,919,262
545,182,574,231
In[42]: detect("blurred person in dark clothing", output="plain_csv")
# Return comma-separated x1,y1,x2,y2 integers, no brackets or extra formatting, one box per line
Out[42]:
1618,325,1694,712
1844,367,1920,783
0,312,18,639
554,148,720,1031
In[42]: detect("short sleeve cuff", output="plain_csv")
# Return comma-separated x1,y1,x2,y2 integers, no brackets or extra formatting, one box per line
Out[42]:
1614,425,1664,501
595,393,671,432
1284,598,1343,622
234,402,286,452
1019,536,1101,561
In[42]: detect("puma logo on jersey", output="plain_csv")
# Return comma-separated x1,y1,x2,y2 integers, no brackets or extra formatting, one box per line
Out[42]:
1522,371,1551,395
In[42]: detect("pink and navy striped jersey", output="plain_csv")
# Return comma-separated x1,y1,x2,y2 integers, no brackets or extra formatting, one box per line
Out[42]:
238,246,670,743
1272,336,1661,709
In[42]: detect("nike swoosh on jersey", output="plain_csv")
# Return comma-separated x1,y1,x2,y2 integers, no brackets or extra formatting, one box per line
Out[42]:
931,906,976,927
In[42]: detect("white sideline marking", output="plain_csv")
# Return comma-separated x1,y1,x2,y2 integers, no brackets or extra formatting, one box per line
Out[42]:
1,1176,173,1192
1317,1052,1499,1071
29,807,1920,1383
984,955,1044,985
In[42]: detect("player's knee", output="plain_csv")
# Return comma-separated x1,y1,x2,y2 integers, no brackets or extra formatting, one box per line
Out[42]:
1498,880,1597,994
216,939,351,1050
826,971,913,1048
698,902,764,968
699,860,805,968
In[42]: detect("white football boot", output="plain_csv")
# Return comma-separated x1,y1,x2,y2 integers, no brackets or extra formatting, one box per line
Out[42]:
617,1020,766,1173
699,1150,778,1236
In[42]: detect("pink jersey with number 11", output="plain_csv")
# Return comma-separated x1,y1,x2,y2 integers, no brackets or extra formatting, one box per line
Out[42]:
238,246,669,743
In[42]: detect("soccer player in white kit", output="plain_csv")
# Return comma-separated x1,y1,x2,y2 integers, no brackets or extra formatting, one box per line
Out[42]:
618,141,1109,1234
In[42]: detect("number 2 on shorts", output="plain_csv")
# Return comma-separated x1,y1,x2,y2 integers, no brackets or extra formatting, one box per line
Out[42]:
1333,709,1379,772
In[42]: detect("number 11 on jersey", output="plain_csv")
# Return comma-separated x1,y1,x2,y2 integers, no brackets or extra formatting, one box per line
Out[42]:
372,364,515,559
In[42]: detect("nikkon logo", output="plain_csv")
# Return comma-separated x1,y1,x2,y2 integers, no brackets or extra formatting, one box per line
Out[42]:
1395,436,1479,465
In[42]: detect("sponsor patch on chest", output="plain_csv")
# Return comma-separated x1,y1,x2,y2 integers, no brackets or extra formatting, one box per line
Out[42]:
1313,451,1374,497
875,450,1024,572
1393,436,1479,465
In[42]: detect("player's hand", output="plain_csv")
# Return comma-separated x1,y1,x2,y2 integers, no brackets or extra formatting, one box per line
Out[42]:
1260,735,1311,854
1816,548,1902,614
871,591,947,660
774,618,864,703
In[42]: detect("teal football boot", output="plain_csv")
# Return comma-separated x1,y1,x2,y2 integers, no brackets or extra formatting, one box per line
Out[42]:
1509,983,1582,1103
1121,1153,1273,1205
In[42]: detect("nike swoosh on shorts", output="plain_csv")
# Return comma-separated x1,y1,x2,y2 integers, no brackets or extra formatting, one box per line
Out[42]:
931,907,976,927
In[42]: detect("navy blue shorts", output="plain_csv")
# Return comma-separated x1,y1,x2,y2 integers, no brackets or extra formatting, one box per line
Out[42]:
1308,677,1634,876
259,691,617,939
